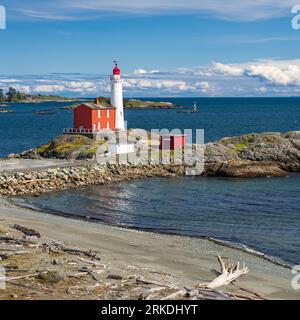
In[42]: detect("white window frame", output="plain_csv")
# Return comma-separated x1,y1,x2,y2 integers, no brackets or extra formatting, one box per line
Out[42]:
98,110,101,118
107,109,110,118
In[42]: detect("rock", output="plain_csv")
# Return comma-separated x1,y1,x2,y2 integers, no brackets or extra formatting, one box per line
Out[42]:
38,270,64,284
215,161,288,178
69,172,80,181
107,274,124,280
23,174,34,181
14,172,24,179
7,153,15,159
56,172,68,181
1,132,300,198
283,131,300,140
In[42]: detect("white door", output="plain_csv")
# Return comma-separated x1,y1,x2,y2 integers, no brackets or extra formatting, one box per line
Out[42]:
98,122,101,131
93,124,96,132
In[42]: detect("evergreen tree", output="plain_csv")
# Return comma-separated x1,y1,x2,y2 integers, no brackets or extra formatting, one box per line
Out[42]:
0,88,5,101
6,87,18,102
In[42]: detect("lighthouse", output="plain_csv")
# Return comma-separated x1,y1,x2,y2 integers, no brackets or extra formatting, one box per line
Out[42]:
110,62,125,130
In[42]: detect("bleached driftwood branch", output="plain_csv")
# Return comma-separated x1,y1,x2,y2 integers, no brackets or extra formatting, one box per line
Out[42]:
199,255,249,289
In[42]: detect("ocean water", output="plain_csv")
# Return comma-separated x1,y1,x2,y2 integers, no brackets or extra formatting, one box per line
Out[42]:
1,97,300,157
2,97,300,264
14,174,300,265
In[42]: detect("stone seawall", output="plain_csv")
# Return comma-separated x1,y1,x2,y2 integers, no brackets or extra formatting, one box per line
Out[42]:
0,164,186,197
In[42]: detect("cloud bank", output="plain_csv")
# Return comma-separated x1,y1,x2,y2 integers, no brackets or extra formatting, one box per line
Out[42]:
1,59,300,97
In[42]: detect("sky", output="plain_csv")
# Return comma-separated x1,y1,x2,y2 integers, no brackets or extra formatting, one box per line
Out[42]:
0,0,300,97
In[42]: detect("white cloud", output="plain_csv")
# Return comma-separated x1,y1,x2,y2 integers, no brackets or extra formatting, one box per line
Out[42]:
256,86,268,93
15,85,31,93
134,69,160,75
245,64,300,86
214,60,300,86
16,8,86,21
134,69,147,75
195,81,210,92
66,0,295,20
33,85,66,93
123,78,210,93
213,62,244,76
1,59,300,97
0,79,21,83
8,0,295,21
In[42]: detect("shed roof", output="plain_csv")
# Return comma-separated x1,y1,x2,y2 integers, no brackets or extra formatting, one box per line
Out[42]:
75,103,116,110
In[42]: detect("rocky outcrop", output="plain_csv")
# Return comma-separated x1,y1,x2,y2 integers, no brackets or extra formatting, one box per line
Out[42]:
6,131,300,187
204,131,300,177
214,161,288,178
22,135,102,160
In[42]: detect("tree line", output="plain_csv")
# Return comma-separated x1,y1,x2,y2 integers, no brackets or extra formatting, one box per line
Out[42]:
0,87,27,102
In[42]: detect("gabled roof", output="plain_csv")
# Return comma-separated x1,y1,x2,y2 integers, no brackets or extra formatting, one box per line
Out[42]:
75,103,116,110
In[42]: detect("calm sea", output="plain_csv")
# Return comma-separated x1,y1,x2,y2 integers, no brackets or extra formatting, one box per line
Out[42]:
2,97,300,264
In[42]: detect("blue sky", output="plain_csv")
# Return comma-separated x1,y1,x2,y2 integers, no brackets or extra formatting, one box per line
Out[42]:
0,0,300,97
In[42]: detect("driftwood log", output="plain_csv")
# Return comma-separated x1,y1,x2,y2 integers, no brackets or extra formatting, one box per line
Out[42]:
198,255,249,289
13,224,41,238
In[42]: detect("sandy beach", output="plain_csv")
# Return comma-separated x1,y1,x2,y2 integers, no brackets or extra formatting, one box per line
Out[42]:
0,196,297,300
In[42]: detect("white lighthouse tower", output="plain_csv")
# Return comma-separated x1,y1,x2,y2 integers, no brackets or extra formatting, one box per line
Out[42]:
111,61,125,130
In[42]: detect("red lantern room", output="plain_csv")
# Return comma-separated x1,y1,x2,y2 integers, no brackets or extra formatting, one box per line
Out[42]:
113,63,121,75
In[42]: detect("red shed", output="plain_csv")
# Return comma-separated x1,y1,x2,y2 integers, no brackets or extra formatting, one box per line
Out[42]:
159,134,187,150
73,98,116,132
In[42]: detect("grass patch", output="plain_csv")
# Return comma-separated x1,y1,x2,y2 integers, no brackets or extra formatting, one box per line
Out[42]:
36,142,51,154
232,143,247,152
54,138,86,153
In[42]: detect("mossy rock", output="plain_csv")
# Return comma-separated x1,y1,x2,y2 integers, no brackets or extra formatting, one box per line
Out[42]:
231,143,247,152
36,134,105,160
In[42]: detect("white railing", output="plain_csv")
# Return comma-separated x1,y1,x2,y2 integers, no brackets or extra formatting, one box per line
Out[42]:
63,128,113,134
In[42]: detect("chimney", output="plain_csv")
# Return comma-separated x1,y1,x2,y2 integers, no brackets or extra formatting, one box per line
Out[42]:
94,98,100,105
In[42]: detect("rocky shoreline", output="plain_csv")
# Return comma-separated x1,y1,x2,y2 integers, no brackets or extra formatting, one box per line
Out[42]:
0,164,185,197
0,214,269,300
204,131,300,177
1,131,299,197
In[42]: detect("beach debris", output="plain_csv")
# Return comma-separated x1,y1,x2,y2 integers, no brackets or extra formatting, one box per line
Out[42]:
77,257,104,267
13,224,41,238
0,223,262,300
6,273,39,282
45,240,101,260
37,271,64,284
136,276,172,288
107,274,123,280
198,255,249,289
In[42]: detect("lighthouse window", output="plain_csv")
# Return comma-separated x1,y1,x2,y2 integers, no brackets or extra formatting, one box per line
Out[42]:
107,110,110,118
98,110,101,118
